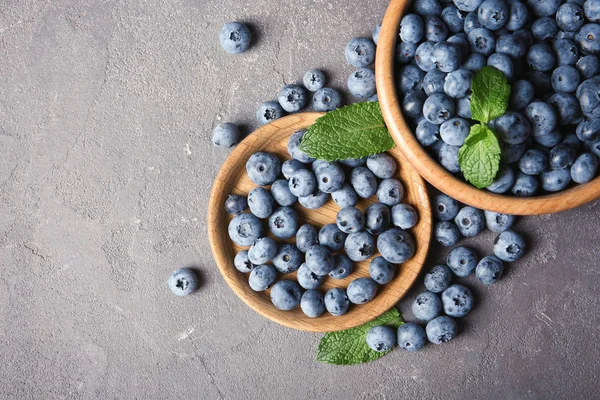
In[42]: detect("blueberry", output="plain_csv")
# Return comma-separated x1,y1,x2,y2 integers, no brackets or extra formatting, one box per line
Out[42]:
571,153,599,183
553,39,580,66
336,206,365,234
447,245,478,276
413,0,443,16
526,44,556,72
476,255,504,285
495,35,526,60
549,143,577,169
484,210,515,233
435,221,461,246
462,52,487,72
454,206,485,237
505,1,528,31
531,17,559,41
348,68,377,99
576,55,600,79
340,157,367,167
510,80,535,110
168,268,198,296
295,224,318,253
372,23,382,45
300,290,325,318
399,64,427,92
347,277,378,304
303,69,326,92
270,280,302,311
433,193,459,221
305,244,335,275
588,141,600,158
315,162,345,193
246,152,281,186
224,194,248,215
400,14,426,44
493,112,530,145
271,179,297,207
486,165,515,194
426,316,457,344
557,3,585,32
377,228,416,263
477,0,508,31
396,42,419,64
519,149,548,176
512,172,540,196
319,224,347,252
331,184,359,208
548,93,583,125
351,167,378,198
288,169,317,198
248,237,277,265
527,0,561,17
248,264,277,291
298,188,329,209
513,27,534,46
345,231,376,262
439,143,461,172
493,230,526,262
228,213,264,246
502,141,529,164
212,122,240,148
526,70,552,97
415,41,437,72
247,187,276,219
345,37,376,67
287,129,315,163
468,27,496,56
575,24,600,56
443,69,471,99
441,284,474,317
324,288,350,316
268,207,299,239
312,88,342,112
584,0,600,22
431,41,463,72
366,325,397,352
424,16,449,42
367,93,379,102
256,101,285,125
220,22,251,54
541,168,572,191
272,244,303,273
551,66,581,94
234,250,254,273
365,202,392,235
423,69,447,96
416,118,441,146
397,323,427,352
412,291,442,321
329,254,354,279
424,264,452,293
366,154,397,180
454,0,483,13
377,179,405,207
533,129,562,148
440,117,470,145
278,84,307,113
423,93,455,124
487,53,514,79
297,263,325,290
463,11,482,33
524,102,558,137
391,204,419,229
576,77,600,119
368,256,395,285
441,5,466,33
404,91,428,120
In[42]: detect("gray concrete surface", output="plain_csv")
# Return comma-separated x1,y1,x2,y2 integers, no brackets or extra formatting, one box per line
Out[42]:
1,0,599,399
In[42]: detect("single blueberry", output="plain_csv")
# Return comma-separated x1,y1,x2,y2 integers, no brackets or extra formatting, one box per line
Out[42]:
234,250,254,273
512,172,540,196
435,221,461,246
526,43,556,72
347,277,378,304
576,55,600,79
224,194,248,215
462,52,487,71
510,80,535,110
246,151,281,186
549,143,577,169
476,255,504,285
366,325,397,352
502,141,529,165
443,69,472,98
397,323,427,352
287,129,316,163
298,188,329,209
303,69,326,92
288,169,317,198
571,153,599,183
270,280,302,311
441,284,474,317
400,14,426,44
403,91,428,119
305,244,335,275
391,203,419,229
339,157,367,167
248,237,277,265
468,27,496,56
505,1,528,31
364,202,392,235
331,184,359,208
551,65,581,93
424,264,452,293
248,264,277,291
345,231,376,262
415,41,437,72
324,288,350,316
424,16,449,42
576,77,600,120
315,161,345,193
524,102,558,137
212,123,240,148
336,206,365,234
575,24,600,57
487,52,514,79
367,153,397,179
398,64,427,92
228,213,264,246
300,289,325,318
531,17,559,41
454,0,483,13
297,263,325,290
268,207,299,239
541,168,572,191
548,92,583,125
553,39,580,67
447,245,478,276
369,256,396,284
247,187,276,219
345,37,376,67
463,11,482,33
440,117,470,145
454,206,484,237
272,244,303,273
484,210,516,233
348,68,377,99
423,93,455,124
256,101,285,125
413,0,443,16
486,165,515,194
319,224,347,252
295,224,319,253
416,118,441,147
584,0,600,22
412,291,443,321
329,254,354,279
271,179,297,207
493,230,526,262
495,34,526,59
351,167,378,198
168,268,198,296
441,5,466,33
377,228,416,263
423,69,448,95
220,22,251,54
377,179,405,207
494,112,530,145
527,0,561,17
312,88,342,112
372,23,382,45
426,316,458,344
433,193,459,221
278,84,307,113
431,41,463,72
477,0,508,31
557,3,585,32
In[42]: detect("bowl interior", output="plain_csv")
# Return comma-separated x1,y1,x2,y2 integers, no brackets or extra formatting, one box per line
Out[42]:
207,113,432,332
375,0,600,215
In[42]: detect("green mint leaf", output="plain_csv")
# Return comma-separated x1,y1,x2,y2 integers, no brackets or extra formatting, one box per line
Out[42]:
316,308,404,365
299,102,395,161
458,124,501,189
470,66,511,124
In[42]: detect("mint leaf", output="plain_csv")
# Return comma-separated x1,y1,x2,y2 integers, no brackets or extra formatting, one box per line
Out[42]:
316,308,404,365
458,124,501,188
299,102,395,161
470,66,511,123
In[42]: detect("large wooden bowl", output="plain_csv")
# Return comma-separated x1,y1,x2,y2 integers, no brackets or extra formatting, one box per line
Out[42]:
375,0,600,215
207,113,432,332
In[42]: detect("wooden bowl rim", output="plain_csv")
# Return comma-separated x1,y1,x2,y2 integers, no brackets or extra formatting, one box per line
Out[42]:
207,112,432,332
375,0,600,216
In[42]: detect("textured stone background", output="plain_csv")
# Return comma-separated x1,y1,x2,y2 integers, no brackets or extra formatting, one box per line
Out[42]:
1,0,599,399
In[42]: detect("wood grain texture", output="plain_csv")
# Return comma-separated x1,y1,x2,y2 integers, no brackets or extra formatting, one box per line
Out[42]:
375,0,600,216
207,112,432,332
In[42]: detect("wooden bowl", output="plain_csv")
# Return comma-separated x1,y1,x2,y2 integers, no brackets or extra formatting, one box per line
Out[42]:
375,0,600,215
207,113,432,332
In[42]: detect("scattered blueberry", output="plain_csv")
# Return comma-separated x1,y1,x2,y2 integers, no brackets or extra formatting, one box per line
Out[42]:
301,290,325,318
426,316,458,344
228,213,264,246
493,230,526,262
397,323,427,352
447,245,478,277
303,69,326,92
297,263,325,290
305,244,335,275
391,203,419,229
312,87,343,112
220,22,251,54
256,101,285,125
248,264,277,291
278,84,307,113
454,206,485,237
424,264,453,293
319,223,347,252
366,325,397,352
377,178,405,206
364,202,392,235
268,207,299,239
247,187,276,219
248,237,277,265
412,291,443,321
272,244,303,273
347,277,378,304
324,288,350,316
224,194,248,215
441,284,474,317
435,220,461,246
270,280,302,311
377,228,416,263
246,151,281,186
168,268,198,296
331,184,359,208
476,255,504,285
433,193,459,221
329,254,354,279
369,256,396,284
336,206,365,234
345,231,376,262
484,210,515,232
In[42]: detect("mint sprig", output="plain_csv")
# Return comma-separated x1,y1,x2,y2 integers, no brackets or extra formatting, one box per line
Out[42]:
316,308,404,365
459,67,511,188
299,102,395,161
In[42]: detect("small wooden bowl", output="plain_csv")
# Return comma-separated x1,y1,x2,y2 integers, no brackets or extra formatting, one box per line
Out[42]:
375,0,600,215
207,113,432,332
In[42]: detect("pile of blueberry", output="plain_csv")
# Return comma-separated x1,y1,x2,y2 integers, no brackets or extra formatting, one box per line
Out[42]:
384,0,600,194
364,194,526,353
225,132,420,317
